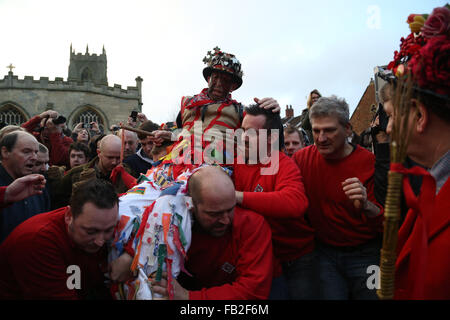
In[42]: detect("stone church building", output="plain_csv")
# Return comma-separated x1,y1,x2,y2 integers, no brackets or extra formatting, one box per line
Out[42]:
0,45,142,132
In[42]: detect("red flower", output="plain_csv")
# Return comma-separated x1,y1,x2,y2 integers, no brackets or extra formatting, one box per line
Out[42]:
421,7,450,39
409,35,450,95
407,14,420,24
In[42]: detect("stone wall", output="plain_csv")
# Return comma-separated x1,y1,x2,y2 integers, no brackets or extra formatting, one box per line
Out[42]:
0,72,142,130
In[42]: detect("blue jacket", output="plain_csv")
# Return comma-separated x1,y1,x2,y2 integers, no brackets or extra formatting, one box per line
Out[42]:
0,165,51,243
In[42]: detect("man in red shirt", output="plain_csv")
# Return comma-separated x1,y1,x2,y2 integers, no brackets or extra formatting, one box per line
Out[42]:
294,95,383,300
150,166,274,299
0,179,119,299
233,105,315,299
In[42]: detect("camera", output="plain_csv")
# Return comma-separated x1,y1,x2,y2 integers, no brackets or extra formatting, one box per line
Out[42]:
130,110,138,122
52,115,66,125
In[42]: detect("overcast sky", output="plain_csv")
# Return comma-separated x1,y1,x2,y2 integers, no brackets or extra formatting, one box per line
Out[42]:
0,0,445,124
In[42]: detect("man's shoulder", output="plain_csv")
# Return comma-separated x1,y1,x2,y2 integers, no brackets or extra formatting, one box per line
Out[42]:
3,208,67,249
0,165,12,186
354,144,376,158
234,206,269,232
293,145,317,162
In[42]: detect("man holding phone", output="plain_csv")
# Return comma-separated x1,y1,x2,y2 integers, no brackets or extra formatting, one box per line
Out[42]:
21,110,74,168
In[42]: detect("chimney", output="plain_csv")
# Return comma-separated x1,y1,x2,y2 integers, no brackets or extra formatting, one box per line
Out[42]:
285,105,294,118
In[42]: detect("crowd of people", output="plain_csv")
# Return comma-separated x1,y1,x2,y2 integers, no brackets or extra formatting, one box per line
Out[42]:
0,5,448,300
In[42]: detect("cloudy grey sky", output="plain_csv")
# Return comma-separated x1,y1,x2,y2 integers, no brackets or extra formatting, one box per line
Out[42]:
0,0,445,124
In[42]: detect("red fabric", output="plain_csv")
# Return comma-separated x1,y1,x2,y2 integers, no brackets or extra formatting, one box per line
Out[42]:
21,115,73,167
187,207,273,300
48,132,73,167
0,207,108,299
110,165,137,189
395,168,450,300
0,186,7,209
233,151,313,263
294,145,384,247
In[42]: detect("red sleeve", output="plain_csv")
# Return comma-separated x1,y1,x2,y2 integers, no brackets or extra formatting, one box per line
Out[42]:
189,212,274,300
21,115,42,134
242,156,309,219
0,186,7,209
48,133,73,167
7,233,79,299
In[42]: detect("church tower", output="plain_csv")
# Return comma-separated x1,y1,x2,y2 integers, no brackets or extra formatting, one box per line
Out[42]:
68,44,108,85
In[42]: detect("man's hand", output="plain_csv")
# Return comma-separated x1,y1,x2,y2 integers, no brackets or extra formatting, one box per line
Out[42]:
151,272,189,300
39,110,59,120
137,113,148,123
254,97,280,113
127,116,137,128
150,130,173,146
109,253,134,283
342,177,380,217
4,174,46,203
45,118,63,134
90,122,100,133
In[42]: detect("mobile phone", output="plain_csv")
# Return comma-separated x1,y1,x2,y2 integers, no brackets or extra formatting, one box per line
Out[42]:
130,110,138,122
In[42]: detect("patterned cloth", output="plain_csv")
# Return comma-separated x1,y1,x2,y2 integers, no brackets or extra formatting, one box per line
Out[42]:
109,161,193,300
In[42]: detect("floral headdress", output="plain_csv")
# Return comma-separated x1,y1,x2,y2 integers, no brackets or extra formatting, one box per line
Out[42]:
386,5,450,97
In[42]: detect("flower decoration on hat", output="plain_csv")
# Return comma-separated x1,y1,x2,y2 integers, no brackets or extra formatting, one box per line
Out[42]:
387,13,428,77
202,46,244,89
387,4,450,97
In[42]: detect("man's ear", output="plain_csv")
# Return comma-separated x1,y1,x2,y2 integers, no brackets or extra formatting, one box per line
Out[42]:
412,99,428,134
1,146,9,160
65,206,73,226
344,122,352,137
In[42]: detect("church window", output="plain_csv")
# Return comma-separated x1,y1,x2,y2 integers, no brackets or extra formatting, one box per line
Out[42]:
74,108,104,132
0,105,26,125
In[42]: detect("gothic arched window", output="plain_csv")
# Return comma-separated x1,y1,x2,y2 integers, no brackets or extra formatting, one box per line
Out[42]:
0,105,26,125
74,108,105,132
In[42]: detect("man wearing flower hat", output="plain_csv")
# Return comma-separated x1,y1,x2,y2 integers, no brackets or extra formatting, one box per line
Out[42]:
382,5,450,299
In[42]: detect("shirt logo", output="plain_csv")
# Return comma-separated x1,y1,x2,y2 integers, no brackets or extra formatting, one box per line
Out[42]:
254,184,264,192
221,262,235,274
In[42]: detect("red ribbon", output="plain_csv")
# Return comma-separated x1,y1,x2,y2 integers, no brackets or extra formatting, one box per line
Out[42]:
390,162,436,299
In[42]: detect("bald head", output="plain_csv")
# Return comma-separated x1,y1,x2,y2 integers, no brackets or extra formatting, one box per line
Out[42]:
97,134,122,175
99,134,122,152
188,166,236,237
189,166,235,205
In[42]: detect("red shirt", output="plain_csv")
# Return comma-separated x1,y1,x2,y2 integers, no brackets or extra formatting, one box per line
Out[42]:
233,151,313,262
0,207,109,299
294,145,383,247
395,178,450,299
183,207,274,300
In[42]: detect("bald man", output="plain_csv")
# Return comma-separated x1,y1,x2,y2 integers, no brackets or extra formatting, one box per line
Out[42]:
148,166,274,299
49,134,131,209
117,129,138,159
